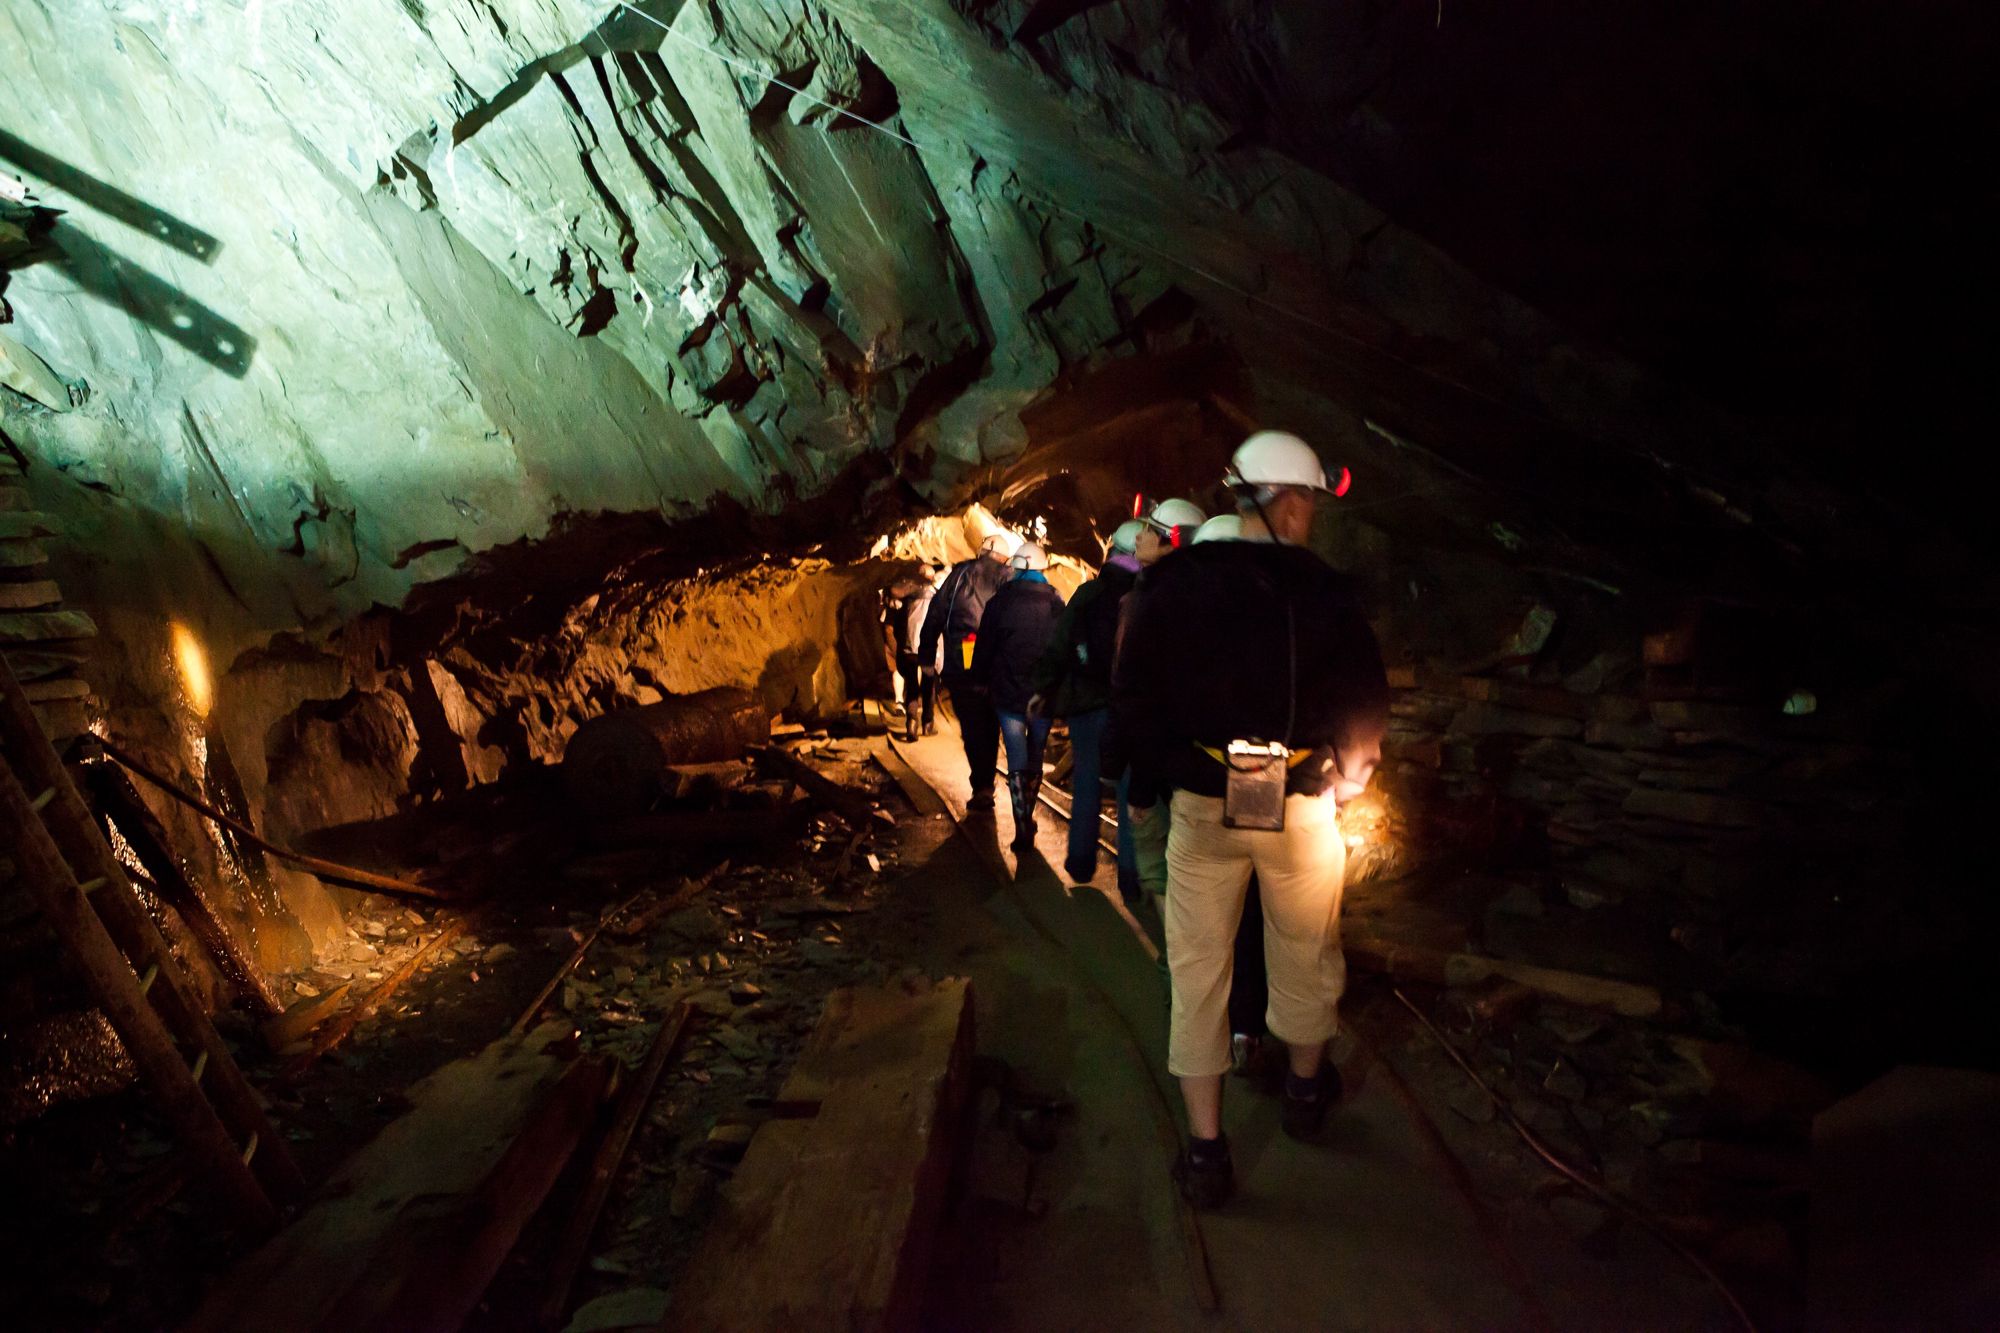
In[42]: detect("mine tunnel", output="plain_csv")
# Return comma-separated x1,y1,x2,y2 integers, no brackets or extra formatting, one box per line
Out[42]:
1,2,1995,1329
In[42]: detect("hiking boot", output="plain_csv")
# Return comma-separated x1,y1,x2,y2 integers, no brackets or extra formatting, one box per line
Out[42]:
1007,779,1037,849
966,787,996,813
1280,1063,1345,1142
1173,1137,1234,1210
1011,775,1041,849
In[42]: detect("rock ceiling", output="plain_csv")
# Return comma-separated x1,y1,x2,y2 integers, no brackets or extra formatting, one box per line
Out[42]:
1,0,1868,643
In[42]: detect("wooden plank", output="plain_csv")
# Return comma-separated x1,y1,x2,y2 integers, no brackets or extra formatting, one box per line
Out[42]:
0,511,53,540
0,538,49,567
0,578,60,609
873,738,952,819
772,980,965,1115
1345,931,1664,1019
0,609,97,642
674,978,974,1333
32,698,88,740
82,760,282,1019
260,984,352,1051
21,675,87,702
188,1024,610,1333
0,753,278,1230
606,859,734,940
0,661,303,1207
0,648,88,682
749,744,894,830
535,1000,694,1330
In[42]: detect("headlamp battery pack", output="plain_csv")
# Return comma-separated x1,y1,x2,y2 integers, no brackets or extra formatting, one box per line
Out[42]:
1222,739,1290,831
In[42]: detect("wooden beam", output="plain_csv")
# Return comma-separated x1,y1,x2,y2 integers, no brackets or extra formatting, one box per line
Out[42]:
535,1000,694,1330
0,511,54,540
872,739,951,818
0,608,96,641
1345,931,1664,1020
81,760,283,1018
606,860,733,940
0,756,278,1230
21,674,87,700
188,1025,612,1333
0,578,61,610
748,745,892,830
510,892,644,1036
0,658,304,1210
673,978,974,1333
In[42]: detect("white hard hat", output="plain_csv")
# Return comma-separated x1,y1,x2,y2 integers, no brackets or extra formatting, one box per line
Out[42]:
1143,498,1207,540
1226,430,1349,495
1108,519,1146,553
979,529,1022,558
1009,541,1048,571
1192,514,1243,545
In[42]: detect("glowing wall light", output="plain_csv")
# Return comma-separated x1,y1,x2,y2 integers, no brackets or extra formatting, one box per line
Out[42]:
169,621,213,720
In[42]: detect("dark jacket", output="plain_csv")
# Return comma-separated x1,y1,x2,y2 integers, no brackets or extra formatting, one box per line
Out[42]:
1113,540,1389,803
971,573,1067,713
919,555,1013,678
1031,558,1139,718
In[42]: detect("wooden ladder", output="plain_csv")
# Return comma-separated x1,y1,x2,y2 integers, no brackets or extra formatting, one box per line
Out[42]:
0,655,303,1230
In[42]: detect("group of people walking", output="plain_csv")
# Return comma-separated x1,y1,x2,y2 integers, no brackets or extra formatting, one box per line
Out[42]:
893,430,1390,1209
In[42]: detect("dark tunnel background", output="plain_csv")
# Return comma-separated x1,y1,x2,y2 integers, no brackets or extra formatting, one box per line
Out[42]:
2,0,1999,1326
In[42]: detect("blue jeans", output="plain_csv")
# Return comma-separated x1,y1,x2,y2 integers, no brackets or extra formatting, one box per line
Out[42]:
1115,770,1142,902
996,711,1052,780
1063,709,1110,880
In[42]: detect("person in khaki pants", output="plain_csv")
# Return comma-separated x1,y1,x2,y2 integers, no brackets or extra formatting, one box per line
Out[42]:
1114,432,1388,1209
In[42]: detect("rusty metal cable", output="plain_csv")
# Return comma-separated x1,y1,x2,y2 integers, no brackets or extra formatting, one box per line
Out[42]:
97,737,458,902
1390,987,1761,1333
1348,1024,1556,1333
